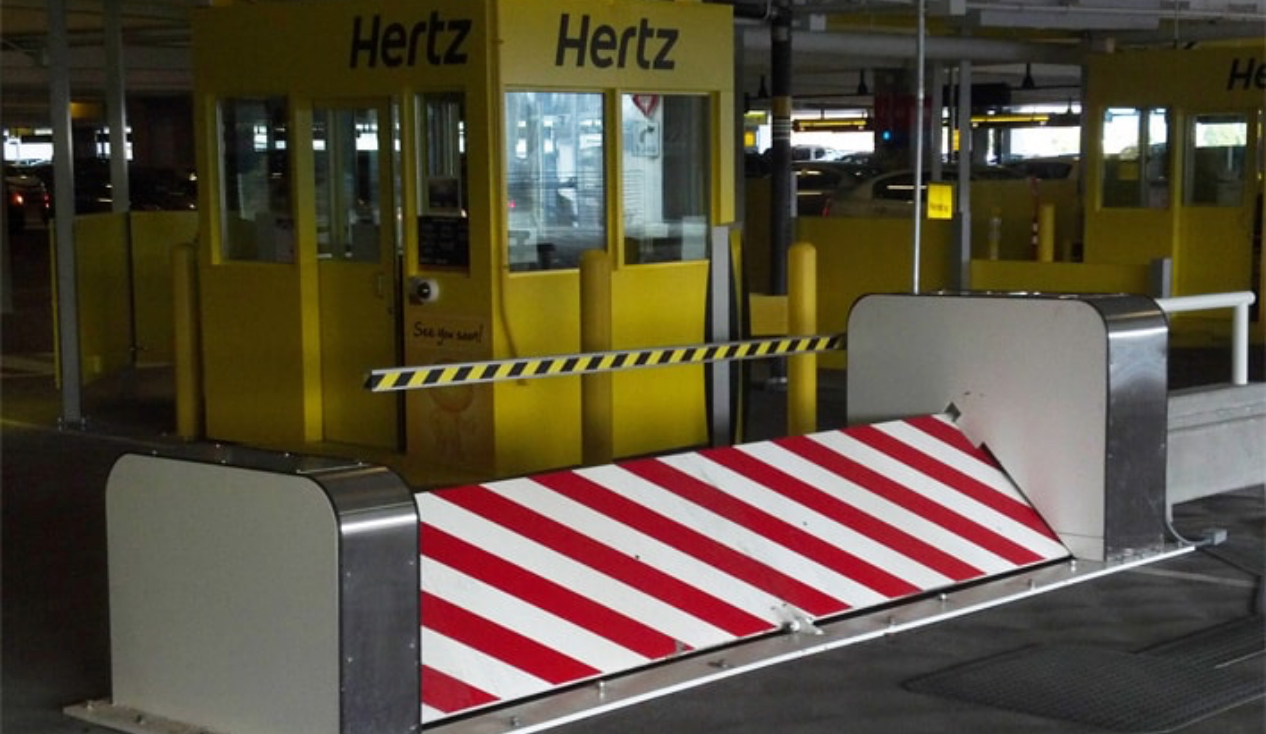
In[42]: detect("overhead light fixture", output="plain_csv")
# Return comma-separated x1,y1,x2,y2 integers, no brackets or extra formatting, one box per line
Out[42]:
1021,63,1036,90
856,70,869,96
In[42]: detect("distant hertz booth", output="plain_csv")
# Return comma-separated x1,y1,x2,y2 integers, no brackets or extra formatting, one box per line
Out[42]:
192,0,735,484
1083,45,1265,340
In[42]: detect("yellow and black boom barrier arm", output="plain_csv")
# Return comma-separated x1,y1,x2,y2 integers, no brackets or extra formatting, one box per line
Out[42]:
365,334,845,393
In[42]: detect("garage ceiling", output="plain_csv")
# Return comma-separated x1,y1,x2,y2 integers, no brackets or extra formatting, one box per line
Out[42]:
2,0,1264,128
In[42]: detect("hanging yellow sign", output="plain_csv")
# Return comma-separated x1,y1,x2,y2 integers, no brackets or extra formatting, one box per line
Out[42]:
927,182,954,220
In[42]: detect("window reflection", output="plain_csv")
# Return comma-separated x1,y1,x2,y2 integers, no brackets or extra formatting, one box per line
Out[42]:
314,106,381,262
1101,107,1169,209
1186,114,1247,207
622,94,710,264
505,92,605,272
219,97,293,262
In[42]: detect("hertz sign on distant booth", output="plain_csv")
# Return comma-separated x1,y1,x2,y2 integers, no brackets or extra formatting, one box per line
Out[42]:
191,0,735,485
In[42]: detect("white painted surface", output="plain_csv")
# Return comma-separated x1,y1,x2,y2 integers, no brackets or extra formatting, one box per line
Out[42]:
107,454,340,734
848,295,1110,560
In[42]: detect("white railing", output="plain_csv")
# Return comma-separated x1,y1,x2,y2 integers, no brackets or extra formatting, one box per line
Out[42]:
1155,291,1257,386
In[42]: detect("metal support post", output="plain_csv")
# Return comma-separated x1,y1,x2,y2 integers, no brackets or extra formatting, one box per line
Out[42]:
49,0,82,425
710,225,735,447
581,249,614,465
106,0,130,213
911,0,927,294
954,59,973,290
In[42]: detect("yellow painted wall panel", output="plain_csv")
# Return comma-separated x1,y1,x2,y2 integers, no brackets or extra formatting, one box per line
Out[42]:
796,217,954,369
1083,210,1174,266
970,260,1151,295
200,265,310,448
492,270,583,476
129,212,199,364
971,179,1080,262
72,214,133,385
610,262,709,457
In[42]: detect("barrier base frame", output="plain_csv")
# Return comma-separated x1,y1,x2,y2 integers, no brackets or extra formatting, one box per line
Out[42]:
416,545,1189,734
75,545,1189,734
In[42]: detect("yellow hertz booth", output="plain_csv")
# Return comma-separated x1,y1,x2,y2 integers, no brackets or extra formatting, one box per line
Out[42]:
191,0,735,485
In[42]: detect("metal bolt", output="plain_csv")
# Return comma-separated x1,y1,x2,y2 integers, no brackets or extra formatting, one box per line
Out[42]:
886,616,897,628
1027,579,1037,590
509,714,522,727
938,592,949,603
1069,559,1078,572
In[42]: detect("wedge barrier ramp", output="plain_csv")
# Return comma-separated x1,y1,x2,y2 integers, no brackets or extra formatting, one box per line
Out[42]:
69,293,1186,734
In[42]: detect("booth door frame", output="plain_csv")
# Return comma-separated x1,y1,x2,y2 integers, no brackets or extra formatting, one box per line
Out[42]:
1176,108,1261,302
314,98,402,450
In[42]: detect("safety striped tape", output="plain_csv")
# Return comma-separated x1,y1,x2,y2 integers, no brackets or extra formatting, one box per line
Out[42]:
365,334,844,392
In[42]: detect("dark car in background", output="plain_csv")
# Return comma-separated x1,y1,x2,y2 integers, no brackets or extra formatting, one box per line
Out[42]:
794,160,882,217
18,159,198,216
4,165,51,233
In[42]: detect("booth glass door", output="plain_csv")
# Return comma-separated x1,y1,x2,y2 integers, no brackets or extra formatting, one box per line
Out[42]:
315,101,401,449
1179,113,1256,298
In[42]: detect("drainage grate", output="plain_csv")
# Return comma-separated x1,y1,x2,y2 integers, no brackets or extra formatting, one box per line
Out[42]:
905,642,1264,733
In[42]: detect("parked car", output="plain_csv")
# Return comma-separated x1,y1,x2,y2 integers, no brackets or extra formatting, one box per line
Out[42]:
4,165,51,233
1005,156,1080,180
19,159,198,214
829,166,1025,218
794,160,882,217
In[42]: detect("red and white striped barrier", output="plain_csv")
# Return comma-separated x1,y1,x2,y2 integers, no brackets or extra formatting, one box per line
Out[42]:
416,413,1068,723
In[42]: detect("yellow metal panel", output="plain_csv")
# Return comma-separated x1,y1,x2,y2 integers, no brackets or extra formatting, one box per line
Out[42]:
970,260,1151,294
749,294,788,337
611,261,709,458
498,0,733,92
129,212,198,365
796,217,954,369
1083,210,1174,266
72,214,133,385
969,179,1041,261
200,264,311,449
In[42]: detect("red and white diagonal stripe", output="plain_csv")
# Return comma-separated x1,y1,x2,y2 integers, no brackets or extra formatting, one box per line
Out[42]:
416,414,1067,722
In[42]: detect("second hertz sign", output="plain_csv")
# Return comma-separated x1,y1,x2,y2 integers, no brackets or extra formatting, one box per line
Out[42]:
500,0,733,88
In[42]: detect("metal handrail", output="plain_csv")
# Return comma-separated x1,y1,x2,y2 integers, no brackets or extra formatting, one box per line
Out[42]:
1155,291,1257,386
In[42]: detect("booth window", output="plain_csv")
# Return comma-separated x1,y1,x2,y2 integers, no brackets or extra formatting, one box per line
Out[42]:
622,94,710,265
417,93,469,270
218,97,293,262
1101,107,1169,209
1186,114,1247,207
505,92,605,272
314,106,383,262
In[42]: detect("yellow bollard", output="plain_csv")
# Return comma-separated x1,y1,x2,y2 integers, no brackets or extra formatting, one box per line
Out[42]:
172,241,202,440
1037,203,1056,263
787,241,817,436
580,249,613,465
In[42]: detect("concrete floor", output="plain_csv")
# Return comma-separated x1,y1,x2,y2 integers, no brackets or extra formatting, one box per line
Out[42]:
3,223,1263,733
